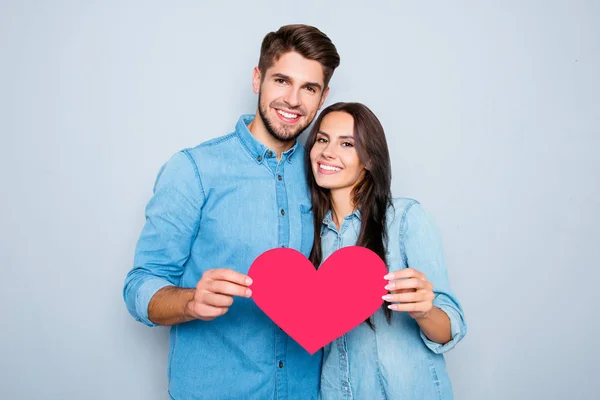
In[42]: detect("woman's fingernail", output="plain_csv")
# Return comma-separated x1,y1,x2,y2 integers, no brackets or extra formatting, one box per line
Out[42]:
383,273,393,280
388,304,397,310
385,282,395,290
246,289,252,297
382,295,392,301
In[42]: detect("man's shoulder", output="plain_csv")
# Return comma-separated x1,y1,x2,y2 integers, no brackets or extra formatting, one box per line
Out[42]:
186,131,239,155
179,131,242,165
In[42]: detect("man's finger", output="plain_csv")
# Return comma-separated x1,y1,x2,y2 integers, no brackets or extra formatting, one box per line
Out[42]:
201,292,235,308
191,303,229,320
203,268,253,286
207,280,252,298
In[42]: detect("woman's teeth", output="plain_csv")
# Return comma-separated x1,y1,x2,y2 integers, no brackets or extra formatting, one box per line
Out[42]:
320,164,341,171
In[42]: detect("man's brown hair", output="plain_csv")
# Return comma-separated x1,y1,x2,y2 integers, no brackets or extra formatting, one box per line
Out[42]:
258,24,340,88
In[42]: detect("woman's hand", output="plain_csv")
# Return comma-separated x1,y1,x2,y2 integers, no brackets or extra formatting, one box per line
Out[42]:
383,268,435,320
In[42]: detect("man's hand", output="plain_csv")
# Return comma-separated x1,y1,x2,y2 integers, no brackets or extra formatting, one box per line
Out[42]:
185,268,253,321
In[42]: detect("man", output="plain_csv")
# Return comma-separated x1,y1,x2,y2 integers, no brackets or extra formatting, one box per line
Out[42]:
123,25,340,399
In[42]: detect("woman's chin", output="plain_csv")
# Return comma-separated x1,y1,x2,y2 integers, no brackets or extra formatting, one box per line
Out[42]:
314,181,335,190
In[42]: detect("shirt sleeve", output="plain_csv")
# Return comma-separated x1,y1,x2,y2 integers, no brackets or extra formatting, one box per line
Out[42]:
123,150,205,327
400,201,467,354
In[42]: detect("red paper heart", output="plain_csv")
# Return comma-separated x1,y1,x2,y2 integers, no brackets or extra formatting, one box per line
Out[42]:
248,246,388,354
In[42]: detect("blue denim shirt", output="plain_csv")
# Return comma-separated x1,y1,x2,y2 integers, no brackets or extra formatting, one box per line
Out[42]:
319,198,467,400
123,115,321,400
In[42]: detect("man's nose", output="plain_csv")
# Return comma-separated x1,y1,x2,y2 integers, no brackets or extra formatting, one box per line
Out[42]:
283,88,301,108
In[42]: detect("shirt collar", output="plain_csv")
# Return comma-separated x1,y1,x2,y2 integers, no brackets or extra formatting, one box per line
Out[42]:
236,114,299,165
321,209,362,235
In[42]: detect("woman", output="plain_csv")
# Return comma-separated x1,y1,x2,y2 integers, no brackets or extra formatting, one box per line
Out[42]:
306,102,467,399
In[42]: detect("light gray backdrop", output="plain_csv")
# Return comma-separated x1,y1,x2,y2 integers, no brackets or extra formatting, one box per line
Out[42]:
1,1,598,399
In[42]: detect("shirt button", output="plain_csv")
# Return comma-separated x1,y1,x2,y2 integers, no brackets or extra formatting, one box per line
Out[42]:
280,209,285,216
341,355,346,360
279,361,284,368
278,175,282,181
267,151,273,157
257,156,262,162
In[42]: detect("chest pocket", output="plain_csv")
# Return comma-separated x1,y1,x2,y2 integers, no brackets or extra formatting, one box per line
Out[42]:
300,204,315,258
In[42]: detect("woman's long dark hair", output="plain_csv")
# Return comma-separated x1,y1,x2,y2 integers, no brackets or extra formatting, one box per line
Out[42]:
305,102,393,327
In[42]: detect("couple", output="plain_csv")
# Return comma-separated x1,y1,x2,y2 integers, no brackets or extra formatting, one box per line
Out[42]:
124,24,466,400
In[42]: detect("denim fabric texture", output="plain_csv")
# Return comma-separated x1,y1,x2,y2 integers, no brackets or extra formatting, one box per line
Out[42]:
319,198,467,400
124,115,321,400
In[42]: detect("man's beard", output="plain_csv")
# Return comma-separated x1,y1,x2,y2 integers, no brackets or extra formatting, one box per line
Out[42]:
258,93,311,143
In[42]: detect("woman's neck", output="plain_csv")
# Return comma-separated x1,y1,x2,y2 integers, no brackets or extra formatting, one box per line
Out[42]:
330,187,355,230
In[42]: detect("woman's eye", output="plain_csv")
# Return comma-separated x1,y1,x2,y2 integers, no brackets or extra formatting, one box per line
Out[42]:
342,142,354,147
317,137,327,143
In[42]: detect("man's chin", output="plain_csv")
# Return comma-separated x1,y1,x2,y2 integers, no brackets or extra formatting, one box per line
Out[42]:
269,125,306,142
273,132,301,142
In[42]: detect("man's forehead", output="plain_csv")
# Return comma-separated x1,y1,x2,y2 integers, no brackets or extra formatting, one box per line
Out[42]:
266,52,326,86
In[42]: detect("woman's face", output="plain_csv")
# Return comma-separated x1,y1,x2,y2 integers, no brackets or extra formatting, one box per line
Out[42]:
309,111,366,194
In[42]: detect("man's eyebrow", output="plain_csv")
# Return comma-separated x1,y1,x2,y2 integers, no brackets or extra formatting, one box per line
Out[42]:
304,81,323,91
317,130,355,140
272,73,323,91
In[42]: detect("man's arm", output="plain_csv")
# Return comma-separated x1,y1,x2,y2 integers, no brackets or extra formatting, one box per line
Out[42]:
148,286,195,326
123,151,204,327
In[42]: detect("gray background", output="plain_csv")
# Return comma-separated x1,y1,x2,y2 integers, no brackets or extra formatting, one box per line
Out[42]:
1,0,598,399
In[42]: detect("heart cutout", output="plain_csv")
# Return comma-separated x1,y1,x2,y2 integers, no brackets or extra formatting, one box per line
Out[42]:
248,246,387,354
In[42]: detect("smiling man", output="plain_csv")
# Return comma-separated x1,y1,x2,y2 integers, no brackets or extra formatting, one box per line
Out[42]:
123,25,340,400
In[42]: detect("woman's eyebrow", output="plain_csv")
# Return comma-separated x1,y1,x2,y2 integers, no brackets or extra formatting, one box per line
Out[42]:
317,130,354,139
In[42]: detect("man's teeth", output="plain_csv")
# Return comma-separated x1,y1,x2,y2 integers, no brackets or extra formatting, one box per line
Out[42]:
320,164,341,171
277,110,299,119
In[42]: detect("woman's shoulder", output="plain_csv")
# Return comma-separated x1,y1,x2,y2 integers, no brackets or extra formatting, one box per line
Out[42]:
388,197,420,218
386,197,435,230
390,197,419,211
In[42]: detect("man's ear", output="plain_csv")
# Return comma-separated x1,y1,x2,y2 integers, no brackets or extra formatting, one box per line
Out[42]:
318,86,330,109
252,67,261,94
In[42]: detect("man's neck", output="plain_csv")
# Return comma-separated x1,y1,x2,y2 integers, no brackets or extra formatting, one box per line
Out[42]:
330,187,355,230
247,112,295,161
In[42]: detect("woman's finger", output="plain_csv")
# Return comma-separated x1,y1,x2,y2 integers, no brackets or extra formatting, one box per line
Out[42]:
383,290,434,304
385,278,427,291
384,268,426,281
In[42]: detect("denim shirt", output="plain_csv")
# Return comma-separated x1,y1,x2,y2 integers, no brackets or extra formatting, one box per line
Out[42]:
123,115,321,400
319,198,467,400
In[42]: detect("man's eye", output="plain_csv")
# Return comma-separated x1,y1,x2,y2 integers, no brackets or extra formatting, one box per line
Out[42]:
275,79,287,84
305,86,316,93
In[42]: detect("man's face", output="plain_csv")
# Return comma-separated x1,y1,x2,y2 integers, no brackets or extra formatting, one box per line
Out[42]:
253,51,330,142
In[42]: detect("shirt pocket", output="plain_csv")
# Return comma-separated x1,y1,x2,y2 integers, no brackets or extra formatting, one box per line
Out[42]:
300,204,315,258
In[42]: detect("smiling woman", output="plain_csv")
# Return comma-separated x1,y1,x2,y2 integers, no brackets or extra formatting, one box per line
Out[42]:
310,111,367,201
305,102,467,400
